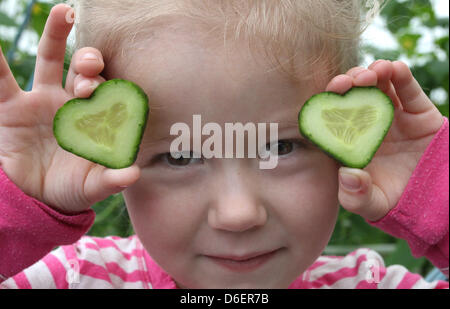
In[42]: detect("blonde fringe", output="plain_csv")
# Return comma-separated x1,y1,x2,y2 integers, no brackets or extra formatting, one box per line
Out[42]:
65,0,386,83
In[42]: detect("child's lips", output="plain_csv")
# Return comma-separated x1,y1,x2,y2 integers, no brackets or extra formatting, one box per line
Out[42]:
204,249,281,273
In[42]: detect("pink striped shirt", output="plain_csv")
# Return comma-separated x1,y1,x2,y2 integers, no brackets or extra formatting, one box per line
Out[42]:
0,118,448,289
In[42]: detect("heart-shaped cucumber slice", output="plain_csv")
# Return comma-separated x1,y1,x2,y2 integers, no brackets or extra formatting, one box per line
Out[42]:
54,79,149,169
298,87,394,168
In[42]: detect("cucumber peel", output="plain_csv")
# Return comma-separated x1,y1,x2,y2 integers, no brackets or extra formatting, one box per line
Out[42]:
298,87,394,168
54,79,149,169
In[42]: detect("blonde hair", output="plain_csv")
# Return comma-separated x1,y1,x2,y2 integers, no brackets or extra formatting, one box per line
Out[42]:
67,0,384,83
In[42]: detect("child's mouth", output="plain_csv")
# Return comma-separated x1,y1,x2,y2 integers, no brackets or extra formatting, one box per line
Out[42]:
205,249,280,273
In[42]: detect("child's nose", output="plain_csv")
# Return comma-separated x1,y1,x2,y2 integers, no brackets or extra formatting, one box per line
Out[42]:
207,173,268,232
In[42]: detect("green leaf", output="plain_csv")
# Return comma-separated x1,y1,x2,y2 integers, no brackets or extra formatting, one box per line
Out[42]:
362,45,401,61
30,2,52,38
0,11,17,27
0,39,12,52
384,239,432,275
436,104,449,118
329,208,395,246
89,194,134,238
435,36,449,55
381,0,412,32
398,33,421,56
428,59,450,82
436,17,450,28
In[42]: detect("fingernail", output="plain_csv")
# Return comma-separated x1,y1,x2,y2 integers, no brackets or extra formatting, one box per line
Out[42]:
340,171,362,192
76,80,97,92
65,8,75,24
82,53,99,61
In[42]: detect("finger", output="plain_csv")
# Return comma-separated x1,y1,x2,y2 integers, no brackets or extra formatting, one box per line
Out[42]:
73,74,105,98
368,60,402,109
65,47,104,94
84,164,141,206
33,4,74,88
326,74,353,94
0,45,22,102
385,81,403,110
391,61,434,114
348,68,378,87
368,60,393,90
338,167,390,222
346,66,365,76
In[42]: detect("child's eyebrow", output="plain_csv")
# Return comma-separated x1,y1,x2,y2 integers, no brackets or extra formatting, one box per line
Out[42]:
274,120,320,148
277,120,300,129
141,134,174,148
143,119,305,147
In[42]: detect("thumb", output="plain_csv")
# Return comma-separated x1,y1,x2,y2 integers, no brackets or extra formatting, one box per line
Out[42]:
338,167,389,222
84,164,141,205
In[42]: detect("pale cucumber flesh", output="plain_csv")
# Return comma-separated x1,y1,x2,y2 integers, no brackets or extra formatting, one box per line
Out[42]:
321,105,378,145
298,87,394,168
54,79,149,169
75,102,129,148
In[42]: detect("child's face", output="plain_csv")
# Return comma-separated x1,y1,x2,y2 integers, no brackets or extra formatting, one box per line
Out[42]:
109,23,340,288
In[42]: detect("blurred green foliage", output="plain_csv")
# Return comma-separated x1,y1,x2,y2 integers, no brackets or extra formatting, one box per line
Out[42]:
0,0,448,277
364,0,449,118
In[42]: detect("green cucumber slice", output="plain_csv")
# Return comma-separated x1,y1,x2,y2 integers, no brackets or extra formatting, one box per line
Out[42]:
54,79,149,169
298,86,394,168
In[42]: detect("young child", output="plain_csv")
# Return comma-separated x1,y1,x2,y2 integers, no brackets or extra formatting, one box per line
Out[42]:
0,1,448,289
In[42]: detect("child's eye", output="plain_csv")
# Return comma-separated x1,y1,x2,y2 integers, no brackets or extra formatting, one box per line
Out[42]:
164,151,203,167
272,140,293,156
265,140,305,156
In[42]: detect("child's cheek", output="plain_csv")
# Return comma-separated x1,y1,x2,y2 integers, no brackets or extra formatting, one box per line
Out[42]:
268,158,339,248
123,178,200,247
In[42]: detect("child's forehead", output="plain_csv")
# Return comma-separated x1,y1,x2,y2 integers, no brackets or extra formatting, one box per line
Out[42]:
111,34,311,106
116,34,279,81
109,20,324,86
107,26,325,146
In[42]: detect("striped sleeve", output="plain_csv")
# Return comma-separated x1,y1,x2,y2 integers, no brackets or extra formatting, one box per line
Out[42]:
0,235,154,289
294,249,449,289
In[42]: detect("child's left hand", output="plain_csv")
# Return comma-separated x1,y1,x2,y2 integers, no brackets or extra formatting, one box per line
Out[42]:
326,60,446,222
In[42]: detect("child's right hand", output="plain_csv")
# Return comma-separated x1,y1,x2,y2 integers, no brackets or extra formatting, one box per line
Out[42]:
0,4,140,214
